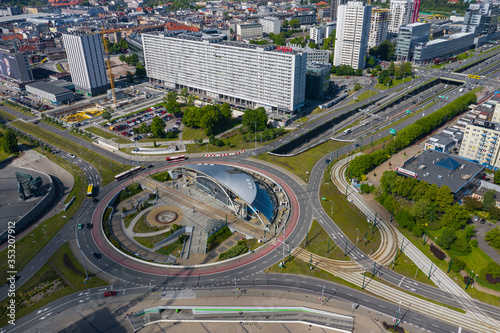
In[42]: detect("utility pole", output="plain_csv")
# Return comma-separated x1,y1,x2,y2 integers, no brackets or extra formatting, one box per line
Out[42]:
321,286,325,306
254,121,257,157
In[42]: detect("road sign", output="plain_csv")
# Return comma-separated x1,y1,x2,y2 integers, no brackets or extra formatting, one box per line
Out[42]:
390,128,397,135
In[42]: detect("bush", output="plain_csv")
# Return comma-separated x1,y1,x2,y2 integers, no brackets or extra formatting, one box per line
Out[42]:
381,322,404,333
430,244,446,260
218,240,249,260
395,209,415,230
470,239,478,247
485,274,500,284
412,225,424,237
463,275,474,285
450,258,466,273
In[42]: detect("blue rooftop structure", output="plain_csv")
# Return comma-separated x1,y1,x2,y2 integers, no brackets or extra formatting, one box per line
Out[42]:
435,157,461,171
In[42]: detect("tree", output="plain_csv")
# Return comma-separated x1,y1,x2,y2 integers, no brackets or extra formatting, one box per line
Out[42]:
1,128,17,153
242,107,268,131
101,111,112,120
403,61,412,76
119,54,126,63
394,68,403,80
128,53,139,66
355,69,363,76
126,71,134,82
483,190,496,211
134,65,146,79
440,204,470,230
437,227,456,250
371,69,378,76
369,40,395,61
164,90,180,115
282,19,289,29
411,199,434,222
451,234,471,254
388,61,396,76
490,206,500,220
180,88,189,105
463,197,483,212
289,18,300,28
395,209,415,230
138,122,150,134
383,76,392,87
485,228,500,249
353,83,362,91
308,41,317,49
494,170,500,185
367,57,376,67
150,116,165,138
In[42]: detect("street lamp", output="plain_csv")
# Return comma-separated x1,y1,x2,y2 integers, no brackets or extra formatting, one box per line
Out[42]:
254,121,257,157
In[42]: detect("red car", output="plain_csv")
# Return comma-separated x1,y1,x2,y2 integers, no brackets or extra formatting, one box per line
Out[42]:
103,291,117,297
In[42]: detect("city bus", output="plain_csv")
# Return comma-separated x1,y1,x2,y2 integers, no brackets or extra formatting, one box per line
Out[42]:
166,155,187,163
87,184,93,198
114,165,143,182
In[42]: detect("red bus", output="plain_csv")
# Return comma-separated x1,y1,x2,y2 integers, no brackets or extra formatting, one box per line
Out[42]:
166,155,187,163
114,165,143,181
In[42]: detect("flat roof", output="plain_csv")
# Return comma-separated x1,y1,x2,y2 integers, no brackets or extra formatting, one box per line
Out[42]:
26,81,72,96
186,163,257,203
396,150,484,193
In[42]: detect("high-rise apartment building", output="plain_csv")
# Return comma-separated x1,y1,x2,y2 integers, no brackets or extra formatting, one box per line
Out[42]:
62,33,109,96
236,23,263,39
459,120,500,169
259,17,281,35
142,31,307,113
334,1,371,70
368,8,390,49
330,0,347,21
389,0,412,34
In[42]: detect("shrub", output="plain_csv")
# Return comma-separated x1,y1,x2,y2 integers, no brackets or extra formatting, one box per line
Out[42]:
218,240,249,260
450,258,466,273
470,239,478,247
430,244,446,260
463,275,474,285
485,274,500,284
412,225,424,237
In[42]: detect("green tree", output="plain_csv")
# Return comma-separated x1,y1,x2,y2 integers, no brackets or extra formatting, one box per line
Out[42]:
451,234,471,254
371,69,378,76
403,61,412,76
437,227,456,250
483,190,496,211
394,68,403,80
369,40,395,61
282,19,289,28
494,170,500,185
490,206,500,220
367,57,376,67
1,128,18,153
101,111,112,120
485,228,500,249
150,116,165,138
395,209,415,230
388,61,396,76
180,88,190,105
134,65,146,79
289,18,300,28
382,76,392,87
463,197,483,212
119,54,126,63
353,83,362,91
355,69,363,76
126,71,134,82
129,53,139,66
411,199,434,221
242,107,268,131
440,204,470,230
138,122,150,134
164,90,180,115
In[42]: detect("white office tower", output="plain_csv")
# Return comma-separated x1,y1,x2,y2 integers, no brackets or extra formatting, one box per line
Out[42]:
142,31,307,113
334,1,372,70
368,8,390,49
388,0,413,34
62,33,109,96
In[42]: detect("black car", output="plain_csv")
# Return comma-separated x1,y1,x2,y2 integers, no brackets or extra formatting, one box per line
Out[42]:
92,252,101,260
147,164,154,169
480,219,486,224
93,198,99,204
87,223,93,229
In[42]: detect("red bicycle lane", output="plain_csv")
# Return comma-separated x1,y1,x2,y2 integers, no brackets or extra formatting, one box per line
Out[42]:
90,160,302,277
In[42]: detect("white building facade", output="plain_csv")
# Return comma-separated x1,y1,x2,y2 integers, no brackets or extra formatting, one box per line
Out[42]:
334,1,372,69
142,32,307,112
62,33,109,96
368,8,389,49
388,0,412,34
259,17,281,34
237,23,263,39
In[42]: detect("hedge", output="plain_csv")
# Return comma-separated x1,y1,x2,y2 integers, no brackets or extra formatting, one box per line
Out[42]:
347,92,477,178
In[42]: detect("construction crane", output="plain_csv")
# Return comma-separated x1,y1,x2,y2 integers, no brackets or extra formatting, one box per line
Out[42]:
101,26,116,106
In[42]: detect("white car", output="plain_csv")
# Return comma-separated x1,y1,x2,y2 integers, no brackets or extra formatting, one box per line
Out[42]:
68,154,76,158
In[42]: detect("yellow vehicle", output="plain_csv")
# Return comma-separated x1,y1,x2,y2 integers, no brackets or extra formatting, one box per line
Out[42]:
41,58,48,64
468,74,481,80
87,184,93,198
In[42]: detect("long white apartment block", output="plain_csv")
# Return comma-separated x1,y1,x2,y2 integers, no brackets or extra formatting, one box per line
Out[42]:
62,32,109,96
368,8,390,48
142,31,307,112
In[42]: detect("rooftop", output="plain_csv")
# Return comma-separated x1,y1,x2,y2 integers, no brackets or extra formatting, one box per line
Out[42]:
26,81,73,95
396,150,483,193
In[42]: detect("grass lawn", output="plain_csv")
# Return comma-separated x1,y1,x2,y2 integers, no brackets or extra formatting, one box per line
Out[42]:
0,242,107,327
0,151,86,284
0,108,17,121
375,76,412,90
133,216,166,233
134,234,165,248
0,149,18,160
1,103,35,117
395,225,500,306
157,242,183,256
320,182,381,255
123,211,138,228
182,126,207,141
391,252,435,286
87,126,131,144
150,170,172,182
266,255,362,291
11,121,128,185
304,220,350,261
41,119,66,130
258,140,348,182
69,130,93,143
356,90,378,102
294,116,309,124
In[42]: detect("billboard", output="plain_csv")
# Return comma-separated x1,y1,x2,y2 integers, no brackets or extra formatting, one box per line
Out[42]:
0,51,22,81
